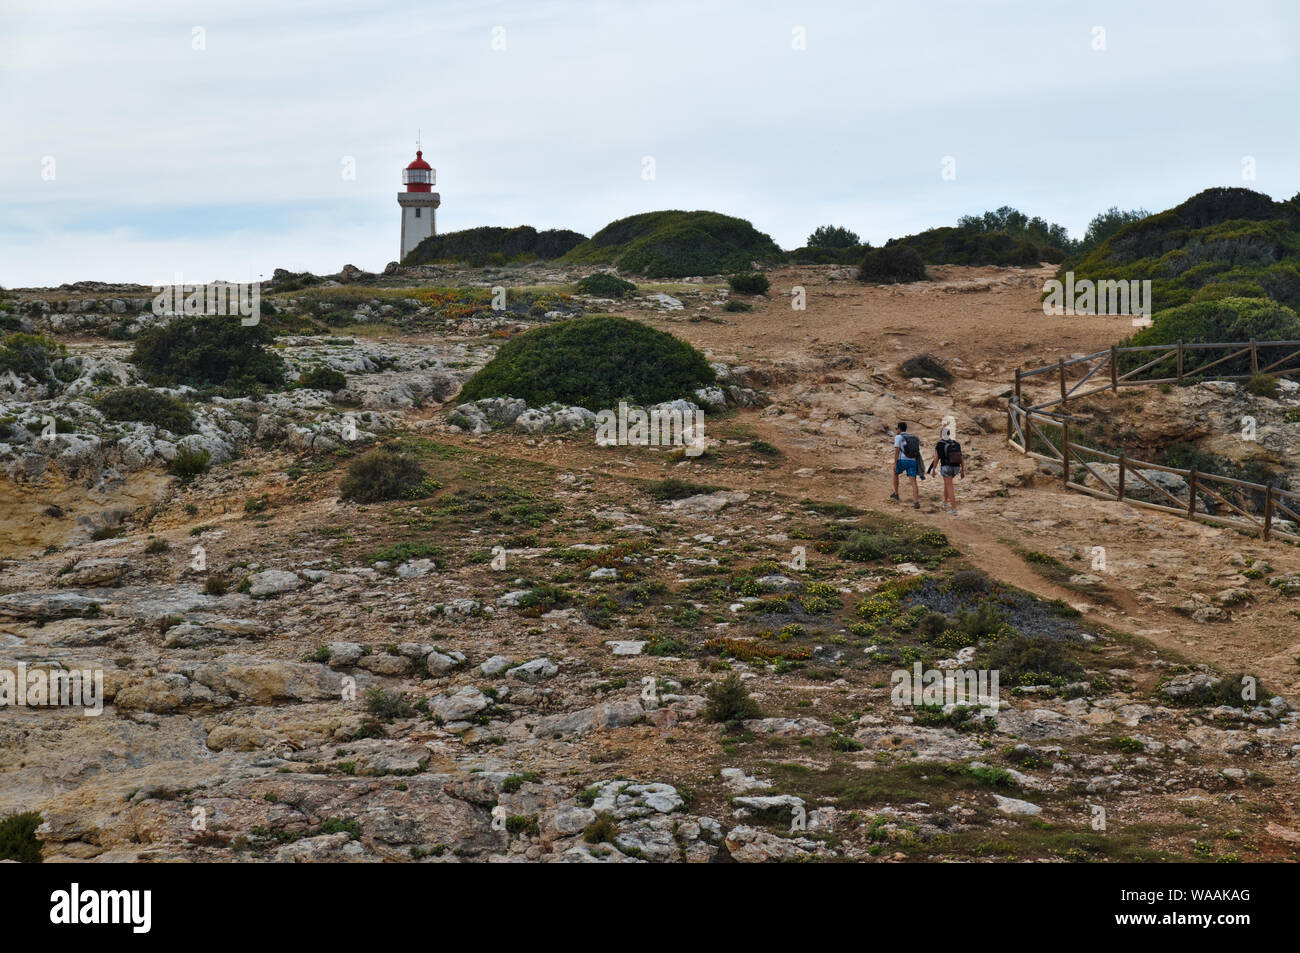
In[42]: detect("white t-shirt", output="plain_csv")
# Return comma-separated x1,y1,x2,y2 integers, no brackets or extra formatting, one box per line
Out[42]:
893,433,907,453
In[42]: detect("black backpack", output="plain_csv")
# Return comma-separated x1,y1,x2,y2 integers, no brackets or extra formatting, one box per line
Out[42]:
938,439,963,466
901,433,921,459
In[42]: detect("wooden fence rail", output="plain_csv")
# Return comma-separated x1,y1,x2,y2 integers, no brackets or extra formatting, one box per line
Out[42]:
1014,339,1300,412
1005,402,1300,543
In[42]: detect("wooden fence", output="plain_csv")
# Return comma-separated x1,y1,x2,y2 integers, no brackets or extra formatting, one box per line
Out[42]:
1014,339,1300,412
1006,340,1300,543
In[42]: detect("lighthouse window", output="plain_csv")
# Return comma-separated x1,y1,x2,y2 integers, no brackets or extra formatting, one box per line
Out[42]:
415,208,421,218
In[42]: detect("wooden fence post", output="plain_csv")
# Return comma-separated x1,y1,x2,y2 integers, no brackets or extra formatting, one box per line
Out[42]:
1015,368,1022,408
1264,485,1273,541
1117,452,1126,501
1251,339,1259,375
1176,341,1183,382
1061,418,1070,488
1110,346,1118,393
1187,468,1198,517
1058,359,1067,405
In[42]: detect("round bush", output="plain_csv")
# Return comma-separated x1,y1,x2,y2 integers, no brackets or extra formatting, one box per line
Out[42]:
727,272,770,295
565,211,781,278
339,449,435,503
299,366,347,391
1124,297,1300,377
455,316,716,411
0,332,65,386
94,387,194,433
858,246,927,284
130,314,287,397
575,273,637,299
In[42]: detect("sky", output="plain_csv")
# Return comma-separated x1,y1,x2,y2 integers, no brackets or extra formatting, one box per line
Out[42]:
1,0,1298,286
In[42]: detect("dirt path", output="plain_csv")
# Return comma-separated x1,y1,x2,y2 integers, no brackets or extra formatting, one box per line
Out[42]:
572,264,1300,694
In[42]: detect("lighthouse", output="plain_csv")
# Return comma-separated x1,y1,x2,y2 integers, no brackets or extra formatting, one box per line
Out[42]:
397,149,440,261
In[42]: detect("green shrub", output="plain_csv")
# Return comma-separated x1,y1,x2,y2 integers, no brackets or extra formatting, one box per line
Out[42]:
563,210,781,278
1245,373,1280,398
169,445,211,481
984,634,1084,686
130,314,287,397
95,387,194,433
644,478,719,502
0,333,66,387
837,531,895,562
202,575,229,596
889,227,1050,267
899,353,952,383
947,569,990,594
364,687,415,722
916,611,950,639
806,225,861,248
583,812,618,844
1192,281,1268,302
954,598,1005,641
704,674,761,723
723,300,752,313
727,272,770,295
1122,298,1300,378
298,366,346,391
969,765,1017,788
456,316,715,410
786,245,864,265
0,811,42,863
858,245,927,284
405,225,586,266
339,449,436,503
1064,188,1300,314
575,273,637,298
501,772,538,793
1159,672,1266,708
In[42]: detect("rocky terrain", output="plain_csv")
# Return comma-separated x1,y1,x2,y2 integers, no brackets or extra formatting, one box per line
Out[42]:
3,263,1300,863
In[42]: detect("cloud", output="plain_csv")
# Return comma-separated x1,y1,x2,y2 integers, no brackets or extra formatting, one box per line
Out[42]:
1,0,1297,284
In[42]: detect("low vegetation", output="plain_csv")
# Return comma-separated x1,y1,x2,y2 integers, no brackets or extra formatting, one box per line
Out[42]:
562,210,782,278
339,448,438,503
404,225,587,266
858,245,927,284
456,315,716,410
574,273,637,298
94,387,194,433
0,811,42,863
130,314,287,397
727,272,770,295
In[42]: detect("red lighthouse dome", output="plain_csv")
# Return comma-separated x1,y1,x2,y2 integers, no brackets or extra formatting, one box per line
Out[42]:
402,150,434,192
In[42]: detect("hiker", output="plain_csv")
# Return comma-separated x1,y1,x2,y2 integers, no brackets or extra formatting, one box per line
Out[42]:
928,426,965,513
890,422,923,508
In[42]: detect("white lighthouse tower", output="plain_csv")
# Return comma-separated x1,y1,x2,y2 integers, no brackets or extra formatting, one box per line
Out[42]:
397,146,440,261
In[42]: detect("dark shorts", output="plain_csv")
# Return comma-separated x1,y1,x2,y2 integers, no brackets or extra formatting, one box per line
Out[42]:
940,464,960,478
895,458,918,478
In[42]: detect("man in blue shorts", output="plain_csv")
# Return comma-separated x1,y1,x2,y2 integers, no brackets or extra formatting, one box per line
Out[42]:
890,422,921,509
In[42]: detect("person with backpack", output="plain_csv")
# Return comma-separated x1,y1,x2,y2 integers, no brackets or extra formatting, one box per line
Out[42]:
890,422,923,509
927,426,965,513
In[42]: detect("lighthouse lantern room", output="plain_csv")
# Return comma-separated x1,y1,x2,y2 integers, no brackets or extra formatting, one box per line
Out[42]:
398,147,440,260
